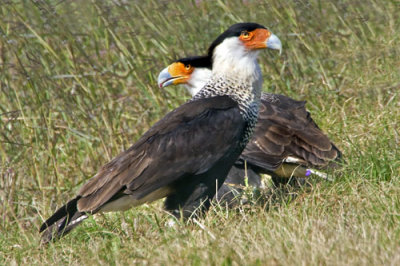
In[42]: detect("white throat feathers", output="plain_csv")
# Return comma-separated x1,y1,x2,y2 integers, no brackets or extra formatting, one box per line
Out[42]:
212,37,263,90
192,36,263,119
186,68,212,96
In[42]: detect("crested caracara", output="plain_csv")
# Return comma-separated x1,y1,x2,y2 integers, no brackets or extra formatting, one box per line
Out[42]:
158,55,342,201
39,23,282,243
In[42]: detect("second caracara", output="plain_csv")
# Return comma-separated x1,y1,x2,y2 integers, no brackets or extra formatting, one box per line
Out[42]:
39,23,282,243
158,56,342,201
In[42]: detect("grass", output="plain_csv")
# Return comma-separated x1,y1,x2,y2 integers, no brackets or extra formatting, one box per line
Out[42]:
1,0,399,264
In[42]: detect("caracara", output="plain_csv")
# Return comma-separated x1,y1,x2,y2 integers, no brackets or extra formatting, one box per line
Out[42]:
39,23,282,243
158,56,342,201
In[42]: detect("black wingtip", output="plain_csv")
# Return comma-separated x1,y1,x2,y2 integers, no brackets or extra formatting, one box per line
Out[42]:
39,197,79,233
40,211,88,245
40,197,89,244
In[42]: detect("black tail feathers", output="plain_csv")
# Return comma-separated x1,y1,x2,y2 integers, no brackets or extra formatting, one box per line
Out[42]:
39,197,88,244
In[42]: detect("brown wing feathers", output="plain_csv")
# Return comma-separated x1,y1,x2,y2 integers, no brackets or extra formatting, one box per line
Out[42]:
40,96,246,241
240,94,341,172
77,96,243,212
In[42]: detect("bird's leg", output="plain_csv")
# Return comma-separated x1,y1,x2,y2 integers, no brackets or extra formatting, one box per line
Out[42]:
164,174,228,219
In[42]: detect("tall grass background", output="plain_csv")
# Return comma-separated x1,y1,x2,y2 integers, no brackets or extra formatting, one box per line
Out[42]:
1,0,399,264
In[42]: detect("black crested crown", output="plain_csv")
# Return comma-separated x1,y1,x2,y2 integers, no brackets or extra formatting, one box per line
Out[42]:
175,23,267,70
207,23,267,58
175,55,212,69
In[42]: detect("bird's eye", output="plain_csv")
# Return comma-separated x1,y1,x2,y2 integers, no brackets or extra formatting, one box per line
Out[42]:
185,64,191,70
241,31,250,38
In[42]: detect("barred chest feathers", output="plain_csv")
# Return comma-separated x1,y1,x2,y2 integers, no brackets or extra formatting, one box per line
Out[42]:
192,72,262,148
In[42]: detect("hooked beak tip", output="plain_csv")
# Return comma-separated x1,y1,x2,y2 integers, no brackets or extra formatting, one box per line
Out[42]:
157,67,172,89
266,33,282,54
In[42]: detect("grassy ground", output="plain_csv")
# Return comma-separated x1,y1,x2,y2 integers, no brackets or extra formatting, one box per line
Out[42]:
1,0,399,264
